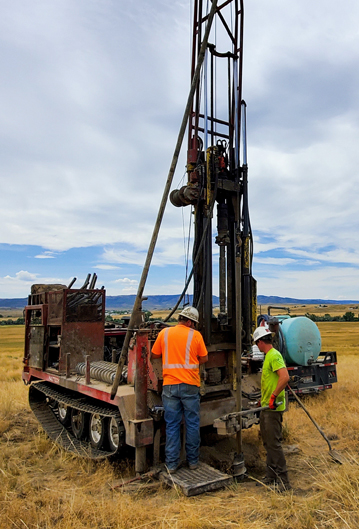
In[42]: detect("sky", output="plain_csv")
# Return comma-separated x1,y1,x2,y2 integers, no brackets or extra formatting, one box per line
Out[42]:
1,0,359,301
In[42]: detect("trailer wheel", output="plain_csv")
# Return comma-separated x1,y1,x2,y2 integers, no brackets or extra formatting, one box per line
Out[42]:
89,413,106,449
71,408,88,439
108,417,125,453
57,402,71,426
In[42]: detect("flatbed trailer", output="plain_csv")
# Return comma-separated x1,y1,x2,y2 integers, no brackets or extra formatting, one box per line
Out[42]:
287,351,337,395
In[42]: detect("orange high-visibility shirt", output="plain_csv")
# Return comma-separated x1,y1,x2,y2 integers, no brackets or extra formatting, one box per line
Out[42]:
152,323,208,386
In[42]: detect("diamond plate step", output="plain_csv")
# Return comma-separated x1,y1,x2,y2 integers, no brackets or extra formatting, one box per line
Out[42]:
159,462,233,496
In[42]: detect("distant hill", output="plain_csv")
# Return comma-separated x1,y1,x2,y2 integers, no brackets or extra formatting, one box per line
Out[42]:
1,294,358,311
105,295,201,310
0,298,27,309
257,295,359,306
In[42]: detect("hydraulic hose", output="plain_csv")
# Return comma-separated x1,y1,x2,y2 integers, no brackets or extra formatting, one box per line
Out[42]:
164,173,219,321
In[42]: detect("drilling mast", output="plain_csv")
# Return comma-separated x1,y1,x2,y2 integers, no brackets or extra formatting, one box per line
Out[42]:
169,0,256,471
171,0,256,358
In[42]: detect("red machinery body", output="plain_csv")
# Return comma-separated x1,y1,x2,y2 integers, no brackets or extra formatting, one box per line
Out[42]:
22,283,249,470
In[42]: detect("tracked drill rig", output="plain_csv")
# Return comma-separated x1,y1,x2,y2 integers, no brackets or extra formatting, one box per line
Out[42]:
22,0,261,480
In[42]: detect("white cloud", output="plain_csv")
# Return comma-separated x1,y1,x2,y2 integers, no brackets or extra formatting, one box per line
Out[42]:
1,1,359,300
101,240,188,268
286,248,359,266
254,257,297,266
256,266,359,301
13,271,39,281
94,264,120,270
0,271,71,298
115,278,138,285
34,251,56,259
120,287,137,295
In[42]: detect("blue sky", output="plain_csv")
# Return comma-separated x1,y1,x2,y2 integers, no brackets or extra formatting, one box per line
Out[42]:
1,0,359,300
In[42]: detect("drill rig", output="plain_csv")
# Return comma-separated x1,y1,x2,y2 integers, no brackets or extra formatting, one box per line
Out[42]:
167,0,257,471
22,0,260,481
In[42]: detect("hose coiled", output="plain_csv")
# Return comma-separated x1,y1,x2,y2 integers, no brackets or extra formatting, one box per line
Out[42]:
76,361,127,385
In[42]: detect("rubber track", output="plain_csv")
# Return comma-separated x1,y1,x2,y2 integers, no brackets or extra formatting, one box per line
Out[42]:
32,381,121,417
29,382,121,459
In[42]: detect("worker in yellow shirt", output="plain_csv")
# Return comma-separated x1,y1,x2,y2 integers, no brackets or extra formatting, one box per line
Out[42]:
253,326,291,491
151,307,208,473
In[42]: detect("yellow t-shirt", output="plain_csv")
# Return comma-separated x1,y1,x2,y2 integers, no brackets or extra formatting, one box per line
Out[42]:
261,347,286,412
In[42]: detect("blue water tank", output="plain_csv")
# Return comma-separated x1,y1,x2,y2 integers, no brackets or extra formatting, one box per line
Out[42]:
280,316,321,366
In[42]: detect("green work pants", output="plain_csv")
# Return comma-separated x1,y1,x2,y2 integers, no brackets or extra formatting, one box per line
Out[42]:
260,410,290,484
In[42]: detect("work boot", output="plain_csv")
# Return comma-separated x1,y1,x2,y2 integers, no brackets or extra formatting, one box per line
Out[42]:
188,462,198,470
256,476,276,487
166,465,179,475
275,480,292,493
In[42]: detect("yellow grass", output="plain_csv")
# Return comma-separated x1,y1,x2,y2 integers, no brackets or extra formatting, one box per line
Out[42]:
0,308,24,323
1,313,359,528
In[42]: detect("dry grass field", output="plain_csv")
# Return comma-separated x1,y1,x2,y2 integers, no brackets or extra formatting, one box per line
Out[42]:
0,309,24,321
1,309,359,528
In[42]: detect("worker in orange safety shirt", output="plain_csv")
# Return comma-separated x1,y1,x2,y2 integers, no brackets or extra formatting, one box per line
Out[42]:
151,306,208,473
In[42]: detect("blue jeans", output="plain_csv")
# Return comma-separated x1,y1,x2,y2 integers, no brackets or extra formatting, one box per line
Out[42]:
162,383,200,469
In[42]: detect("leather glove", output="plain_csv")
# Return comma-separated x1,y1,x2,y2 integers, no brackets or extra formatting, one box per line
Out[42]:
269,393,279,410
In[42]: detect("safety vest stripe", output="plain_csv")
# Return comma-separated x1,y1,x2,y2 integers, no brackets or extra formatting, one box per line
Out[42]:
163,364,199,369
163,327,199,369
185,328,193,365
164,327,170,366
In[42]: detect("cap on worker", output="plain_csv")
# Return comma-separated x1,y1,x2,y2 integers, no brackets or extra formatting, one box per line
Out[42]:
252,326,272,343
179,306,199,323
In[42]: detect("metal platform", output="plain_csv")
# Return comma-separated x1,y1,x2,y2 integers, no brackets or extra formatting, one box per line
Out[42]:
159,462,233,496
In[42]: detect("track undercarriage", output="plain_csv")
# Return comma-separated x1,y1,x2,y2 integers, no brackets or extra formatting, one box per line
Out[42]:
29,381,125,459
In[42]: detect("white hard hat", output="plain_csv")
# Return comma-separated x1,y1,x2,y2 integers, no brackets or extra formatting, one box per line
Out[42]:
179,306,199,323
252,326,272,342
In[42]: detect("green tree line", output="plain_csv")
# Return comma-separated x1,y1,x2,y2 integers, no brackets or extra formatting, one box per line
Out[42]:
304,311,358,322
0,317,25,325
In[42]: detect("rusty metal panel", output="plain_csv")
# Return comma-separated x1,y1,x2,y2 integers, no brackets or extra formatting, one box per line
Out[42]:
28,326,45,369
125,418,153,447
117,392,136,422
206,350,227,369
59,321,104,372
31,284,65,295
127,346,135,384
134,332,148,421
117,393,153,447
48,291,64,325
200,396,236,427
31,284,66,306
128,334,163,392
147,356,162,391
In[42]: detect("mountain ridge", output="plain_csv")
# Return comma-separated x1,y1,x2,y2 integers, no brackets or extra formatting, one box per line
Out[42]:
1,294,358,310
